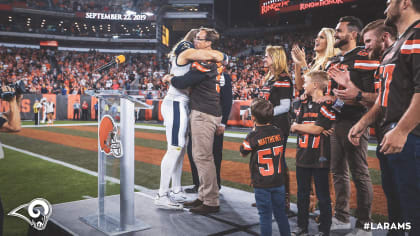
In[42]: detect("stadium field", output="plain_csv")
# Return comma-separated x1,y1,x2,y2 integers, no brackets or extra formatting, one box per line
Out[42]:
0,122,388,235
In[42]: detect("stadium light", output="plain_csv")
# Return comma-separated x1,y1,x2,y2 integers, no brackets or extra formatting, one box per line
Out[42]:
125,10,137,16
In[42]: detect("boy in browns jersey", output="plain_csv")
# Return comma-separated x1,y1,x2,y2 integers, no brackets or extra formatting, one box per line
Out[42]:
240,98,290,236
290,71,335,236
349,0,420,234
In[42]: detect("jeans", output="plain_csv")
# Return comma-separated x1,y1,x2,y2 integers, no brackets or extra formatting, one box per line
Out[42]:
330,120,373,227
385,133,420,236
296,167,332,234
376,148,404,236
254,186,291,236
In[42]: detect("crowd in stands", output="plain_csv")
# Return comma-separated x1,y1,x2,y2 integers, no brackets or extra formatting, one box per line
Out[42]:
221,31,317,100
0,30,318,100
0,47,168,97
11,0,160,13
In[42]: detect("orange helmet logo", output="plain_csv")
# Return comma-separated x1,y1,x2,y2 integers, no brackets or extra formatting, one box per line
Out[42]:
99,115,123,158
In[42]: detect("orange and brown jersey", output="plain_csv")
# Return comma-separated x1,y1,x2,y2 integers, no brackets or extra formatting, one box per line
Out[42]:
377,20,420,136
325,47,379,121
240,125,285,188
259,74,293,132
295,100,335,168
171,61,222,117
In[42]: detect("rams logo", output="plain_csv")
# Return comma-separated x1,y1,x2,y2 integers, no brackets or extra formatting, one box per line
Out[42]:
99,115,123,158
8,198,52,231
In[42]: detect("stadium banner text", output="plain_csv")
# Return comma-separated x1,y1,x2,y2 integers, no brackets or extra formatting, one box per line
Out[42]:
260,0,357,15
83,13,148,21
0,95,253,127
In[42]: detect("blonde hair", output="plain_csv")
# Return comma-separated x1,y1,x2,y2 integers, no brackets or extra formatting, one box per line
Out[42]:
168,28,199,58
264,45,289,82
304,70,329,91
311,28,340,71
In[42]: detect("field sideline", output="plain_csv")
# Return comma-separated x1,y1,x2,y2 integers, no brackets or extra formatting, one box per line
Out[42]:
0,121,387,235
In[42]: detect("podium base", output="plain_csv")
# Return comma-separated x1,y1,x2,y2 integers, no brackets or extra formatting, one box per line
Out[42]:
80,214,150,236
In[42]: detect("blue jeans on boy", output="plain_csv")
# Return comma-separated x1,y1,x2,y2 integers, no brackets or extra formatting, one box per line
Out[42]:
296,167,331,235
385,133,420,236
254,186,291,236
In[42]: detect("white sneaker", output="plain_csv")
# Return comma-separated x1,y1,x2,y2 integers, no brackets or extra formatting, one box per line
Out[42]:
169,190,187,203
330,217,351,230
154,194,183,210
344,228,372,236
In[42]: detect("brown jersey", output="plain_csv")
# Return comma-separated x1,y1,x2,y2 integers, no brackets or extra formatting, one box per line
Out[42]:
240,125,285,188
259,74,293,134
377,20,420,136
325,47,379,121
295,99,335,168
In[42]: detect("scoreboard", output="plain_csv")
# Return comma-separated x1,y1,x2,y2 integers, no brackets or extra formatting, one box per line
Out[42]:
162,25,170,47
259,0,357,15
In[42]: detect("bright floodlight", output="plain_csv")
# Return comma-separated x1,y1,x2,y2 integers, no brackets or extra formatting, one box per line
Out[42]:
125,10,136,16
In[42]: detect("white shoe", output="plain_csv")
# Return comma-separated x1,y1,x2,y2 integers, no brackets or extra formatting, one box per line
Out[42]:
330,217,351,230
169,190,187,203
154,194,183,210
344,228,372,236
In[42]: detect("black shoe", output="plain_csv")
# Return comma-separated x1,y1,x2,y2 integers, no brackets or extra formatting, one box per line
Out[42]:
183,199,203,208
185,186,198,193
190,204,219,214
291,227,308,236
287,208,297,217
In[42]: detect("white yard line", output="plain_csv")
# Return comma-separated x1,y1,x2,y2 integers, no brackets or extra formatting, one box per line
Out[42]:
2,144,153,200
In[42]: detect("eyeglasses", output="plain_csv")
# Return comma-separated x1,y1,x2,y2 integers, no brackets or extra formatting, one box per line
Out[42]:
194,37,208,41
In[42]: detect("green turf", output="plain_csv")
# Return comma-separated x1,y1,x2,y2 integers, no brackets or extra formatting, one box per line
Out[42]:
0,148,119,236
24,127,382,186
0,129,388,227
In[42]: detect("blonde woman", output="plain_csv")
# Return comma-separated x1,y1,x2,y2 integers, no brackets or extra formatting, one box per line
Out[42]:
261,45,293,214
292,28,339,91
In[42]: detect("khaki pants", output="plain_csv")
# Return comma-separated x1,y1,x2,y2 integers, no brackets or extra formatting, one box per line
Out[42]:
330,119,373,226
190,110,222,207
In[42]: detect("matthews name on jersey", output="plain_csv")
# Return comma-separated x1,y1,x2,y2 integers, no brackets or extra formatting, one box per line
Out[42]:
240,125,285,188
377,20,420,136
295,99,336,168
326,47,379,120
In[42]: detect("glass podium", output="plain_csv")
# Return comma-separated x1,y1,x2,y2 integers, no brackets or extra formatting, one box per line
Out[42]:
80,90,153,235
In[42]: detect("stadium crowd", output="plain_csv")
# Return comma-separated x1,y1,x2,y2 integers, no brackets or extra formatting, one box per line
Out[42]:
13,0,160,13
0,31,317,100
0,47,168,97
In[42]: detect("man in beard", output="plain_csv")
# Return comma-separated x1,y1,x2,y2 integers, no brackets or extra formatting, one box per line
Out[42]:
349,0,420,235
324,16,378,236
332,19,402,236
